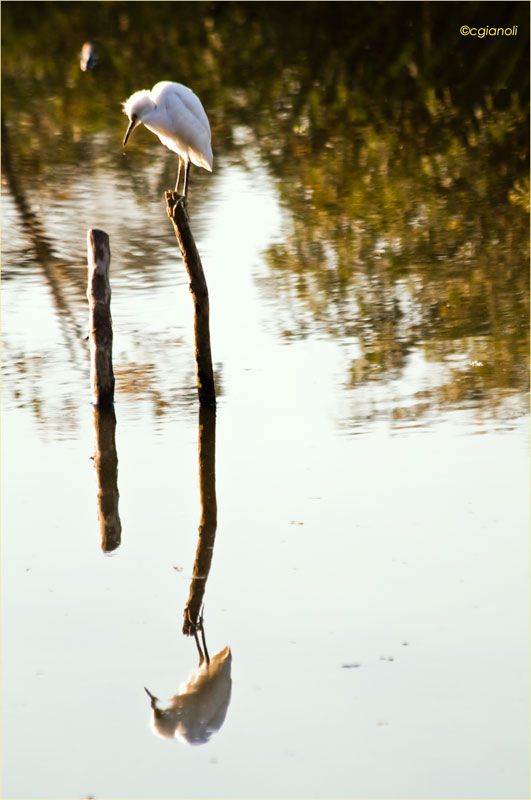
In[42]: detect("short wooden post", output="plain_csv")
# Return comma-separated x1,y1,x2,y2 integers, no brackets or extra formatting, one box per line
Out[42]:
165,192,216,407
93,407,121,553
87,229,114,408
183,405,217,635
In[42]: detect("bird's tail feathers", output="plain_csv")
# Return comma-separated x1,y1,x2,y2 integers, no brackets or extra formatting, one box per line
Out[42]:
190,147,213,172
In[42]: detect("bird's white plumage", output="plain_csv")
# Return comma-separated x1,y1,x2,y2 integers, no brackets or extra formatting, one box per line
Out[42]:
152,81,210,136
122,81,213,174
148,647,232,745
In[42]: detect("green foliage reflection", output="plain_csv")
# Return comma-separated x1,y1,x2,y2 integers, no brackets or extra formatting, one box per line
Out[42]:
2,1,529,427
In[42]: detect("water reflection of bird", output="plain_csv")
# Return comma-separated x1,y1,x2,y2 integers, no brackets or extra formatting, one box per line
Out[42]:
122,81,213,197
145,647,232,745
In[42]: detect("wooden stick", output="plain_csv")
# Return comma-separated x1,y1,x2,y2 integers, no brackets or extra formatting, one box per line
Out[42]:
183,405,218,635
93,407,121,552
165,192,216,407
87,229,114,408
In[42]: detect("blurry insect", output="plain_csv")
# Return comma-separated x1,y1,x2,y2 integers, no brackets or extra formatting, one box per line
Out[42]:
80,42,97,72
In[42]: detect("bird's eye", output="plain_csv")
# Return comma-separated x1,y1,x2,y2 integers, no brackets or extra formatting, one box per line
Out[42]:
131,113,137,122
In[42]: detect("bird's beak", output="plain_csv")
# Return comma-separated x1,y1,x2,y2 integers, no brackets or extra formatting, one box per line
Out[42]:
123,119,138,147
144,686,158,708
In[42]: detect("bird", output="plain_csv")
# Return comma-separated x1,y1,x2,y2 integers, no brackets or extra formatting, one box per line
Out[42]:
144,646,232,745
122,81,213,197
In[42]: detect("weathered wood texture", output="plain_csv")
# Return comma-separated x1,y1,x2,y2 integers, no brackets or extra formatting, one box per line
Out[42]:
87,228,114,407
93,407,121,552
183,405,218,635
165,192,216,407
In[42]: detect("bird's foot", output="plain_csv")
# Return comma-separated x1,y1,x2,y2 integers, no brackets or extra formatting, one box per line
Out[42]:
186,606,204,633
183,606,198,635
165,190,187,218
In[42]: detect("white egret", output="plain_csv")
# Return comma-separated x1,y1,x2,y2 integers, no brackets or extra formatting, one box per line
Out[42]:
144,647,232,745
122,81,213,196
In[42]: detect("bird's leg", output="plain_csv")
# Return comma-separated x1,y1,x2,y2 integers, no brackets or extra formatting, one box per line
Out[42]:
200,624,210,667
175,157,182,193
198,605,210,666
187,607,206,666
193,629,206,666
183,161,190,197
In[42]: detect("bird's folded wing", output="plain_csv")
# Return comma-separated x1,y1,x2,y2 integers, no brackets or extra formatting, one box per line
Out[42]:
154,82,210,134
166,96,212,164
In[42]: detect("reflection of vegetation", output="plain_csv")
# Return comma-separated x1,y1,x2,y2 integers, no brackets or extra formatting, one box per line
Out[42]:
2,1,529,428
3,3,528,175
263,88,529,422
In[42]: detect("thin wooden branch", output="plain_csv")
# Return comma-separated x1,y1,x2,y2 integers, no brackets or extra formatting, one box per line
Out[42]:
93,407,121,553
87,229,114,408
165,192,216,407
183,405,218,635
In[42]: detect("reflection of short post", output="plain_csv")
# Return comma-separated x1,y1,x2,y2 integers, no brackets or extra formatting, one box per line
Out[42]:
183,405,217,634
165,193,216,408
92,407,121,552
87,229,114,408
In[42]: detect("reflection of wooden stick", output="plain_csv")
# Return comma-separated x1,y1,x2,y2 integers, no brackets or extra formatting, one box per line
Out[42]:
183,406,217,634
92,407,121,552
165,192,216,407
87,229,114,408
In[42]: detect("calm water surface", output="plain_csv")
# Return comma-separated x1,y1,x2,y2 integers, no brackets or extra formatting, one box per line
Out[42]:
2,4,530,798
